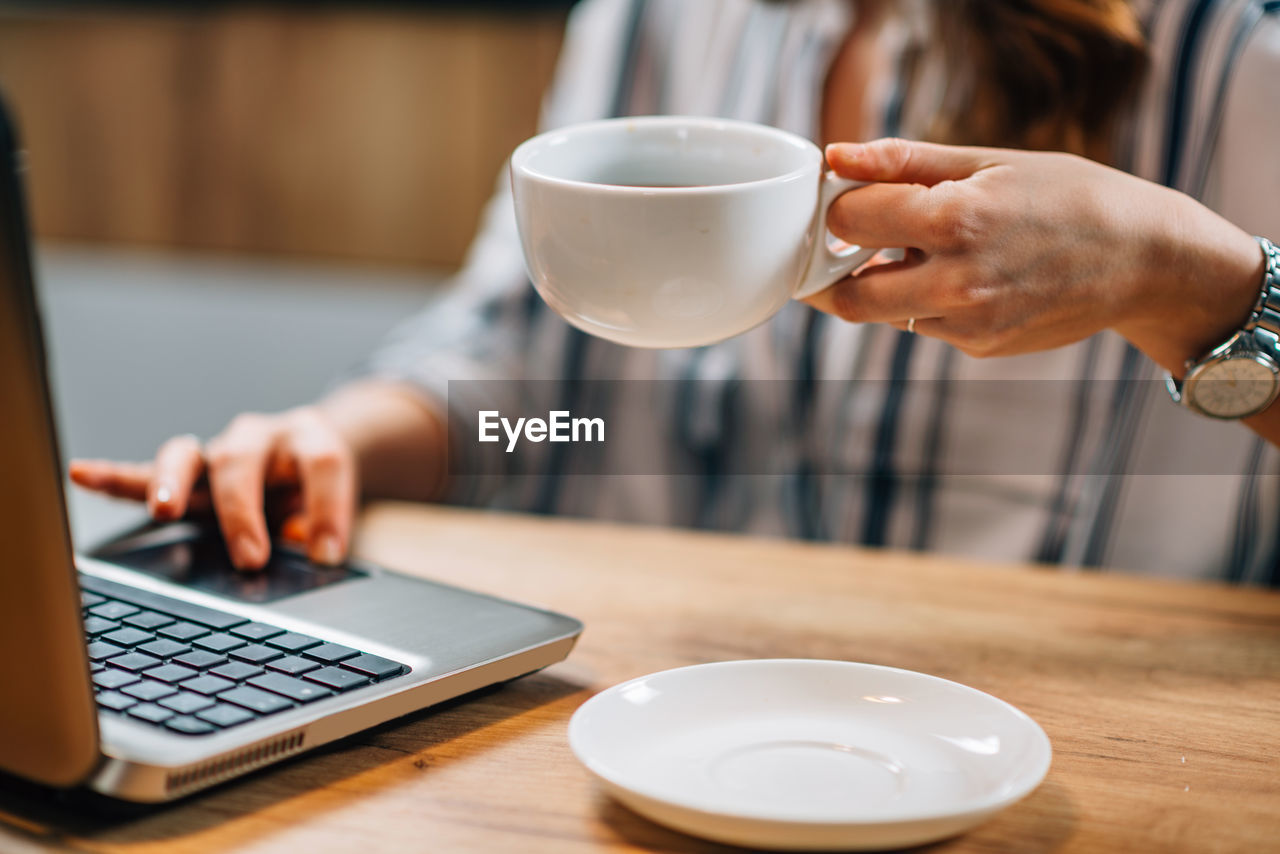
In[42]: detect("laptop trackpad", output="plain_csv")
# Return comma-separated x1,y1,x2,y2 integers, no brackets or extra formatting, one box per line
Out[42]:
93,523,366,604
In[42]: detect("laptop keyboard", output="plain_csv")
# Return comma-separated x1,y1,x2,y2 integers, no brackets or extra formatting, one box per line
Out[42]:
79,574,409,736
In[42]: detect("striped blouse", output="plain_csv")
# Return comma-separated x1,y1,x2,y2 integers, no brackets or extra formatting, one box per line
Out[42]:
361,0,1280,584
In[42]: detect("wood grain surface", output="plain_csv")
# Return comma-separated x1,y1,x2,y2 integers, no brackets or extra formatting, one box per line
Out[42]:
1,503,1278,853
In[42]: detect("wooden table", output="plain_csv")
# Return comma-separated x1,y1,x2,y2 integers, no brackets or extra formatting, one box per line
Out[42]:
2,504,1278,853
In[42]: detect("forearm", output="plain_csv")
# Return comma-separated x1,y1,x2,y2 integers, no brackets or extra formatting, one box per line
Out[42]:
317,380,451,503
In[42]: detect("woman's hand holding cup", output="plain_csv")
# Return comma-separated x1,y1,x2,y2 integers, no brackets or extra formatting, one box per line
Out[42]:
809,138,1264,374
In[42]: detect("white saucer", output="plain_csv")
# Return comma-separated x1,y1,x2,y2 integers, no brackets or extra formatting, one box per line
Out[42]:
569,660,1051,851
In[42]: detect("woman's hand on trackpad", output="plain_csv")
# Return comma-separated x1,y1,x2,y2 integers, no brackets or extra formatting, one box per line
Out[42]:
68,406,357,571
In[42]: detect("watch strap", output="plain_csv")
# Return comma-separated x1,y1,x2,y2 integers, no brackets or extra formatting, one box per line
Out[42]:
1246,235,1280,355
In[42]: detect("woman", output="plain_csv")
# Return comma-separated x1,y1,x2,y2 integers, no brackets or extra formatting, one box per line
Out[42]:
71,0,1280,582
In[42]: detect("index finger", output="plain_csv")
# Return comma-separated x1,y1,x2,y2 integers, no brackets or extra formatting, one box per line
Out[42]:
826,139,998,187
68,460,152,501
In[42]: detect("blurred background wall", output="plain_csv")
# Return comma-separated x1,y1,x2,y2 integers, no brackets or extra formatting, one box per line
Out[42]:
0,2,570,546
0,2,566,266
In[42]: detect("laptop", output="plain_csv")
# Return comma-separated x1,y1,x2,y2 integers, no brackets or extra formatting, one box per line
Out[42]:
0,100,582,803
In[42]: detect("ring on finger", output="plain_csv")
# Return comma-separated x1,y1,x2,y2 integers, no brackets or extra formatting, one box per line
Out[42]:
906,317,916,334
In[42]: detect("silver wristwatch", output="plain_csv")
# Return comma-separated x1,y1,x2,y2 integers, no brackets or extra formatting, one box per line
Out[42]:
1166,235,1280,419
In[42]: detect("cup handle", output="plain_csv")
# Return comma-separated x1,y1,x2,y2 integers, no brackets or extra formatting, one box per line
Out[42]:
793,172,879,300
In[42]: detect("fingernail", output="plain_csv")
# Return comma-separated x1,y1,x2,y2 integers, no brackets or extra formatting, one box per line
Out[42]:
827,143,864,167
232,533,263,570
153,483,174,507
149,482,177,520
311,533,343,566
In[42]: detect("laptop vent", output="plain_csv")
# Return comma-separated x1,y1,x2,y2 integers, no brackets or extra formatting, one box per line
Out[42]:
165,729,308,796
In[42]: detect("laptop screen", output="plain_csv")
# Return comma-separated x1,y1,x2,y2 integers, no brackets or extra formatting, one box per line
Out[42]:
0,96,101,786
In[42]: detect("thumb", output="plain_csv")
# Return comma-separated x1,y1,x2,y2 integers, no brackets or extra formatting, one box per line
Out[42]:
826,138,996,187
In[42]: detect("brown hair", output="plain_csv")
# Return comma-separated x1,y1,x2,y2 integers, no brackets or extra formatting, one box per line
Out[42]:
923,0,1148,163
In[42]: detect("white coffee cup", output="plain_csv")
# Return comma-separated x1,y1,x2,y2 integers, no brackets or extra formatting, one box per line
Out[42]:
509,115,877,348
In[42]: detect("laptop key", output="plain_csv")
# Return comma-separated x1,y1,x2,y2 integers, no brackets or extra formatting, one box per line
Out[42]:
266,632,322,653
159,691,216,715
229,644,283,665
303,643,359,664
173,650,227,670
231,622,285,641
340,654,406,681
93,669,140,690
193,633,246,653
77,574,249,630
123,610,176,630
165,715,216,735
122,680,178,702
304,667,370,692
158,621,210,641
91,662,106,672
137,639,191,659
81,591,106,609
143,664,200,684
96,691,137,712
87,641,127,661
266,655,320,676
210,661,265,681
101,627,157,648
180,675,236,696
127,703,175,724
83,616,120,636
105,651,163,672
89,601,139,621
248,673,333,703
196,703,255,728
218,686,294,715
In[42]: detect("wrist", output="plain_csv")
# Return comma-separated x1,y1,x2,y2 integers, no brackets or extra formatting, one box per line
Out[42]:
1114,194,1264,376
318,381,450,502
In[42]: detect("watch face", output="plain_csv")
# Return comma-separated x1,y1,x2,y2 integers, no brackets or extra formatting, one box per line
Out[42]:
1188,355,1280,418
